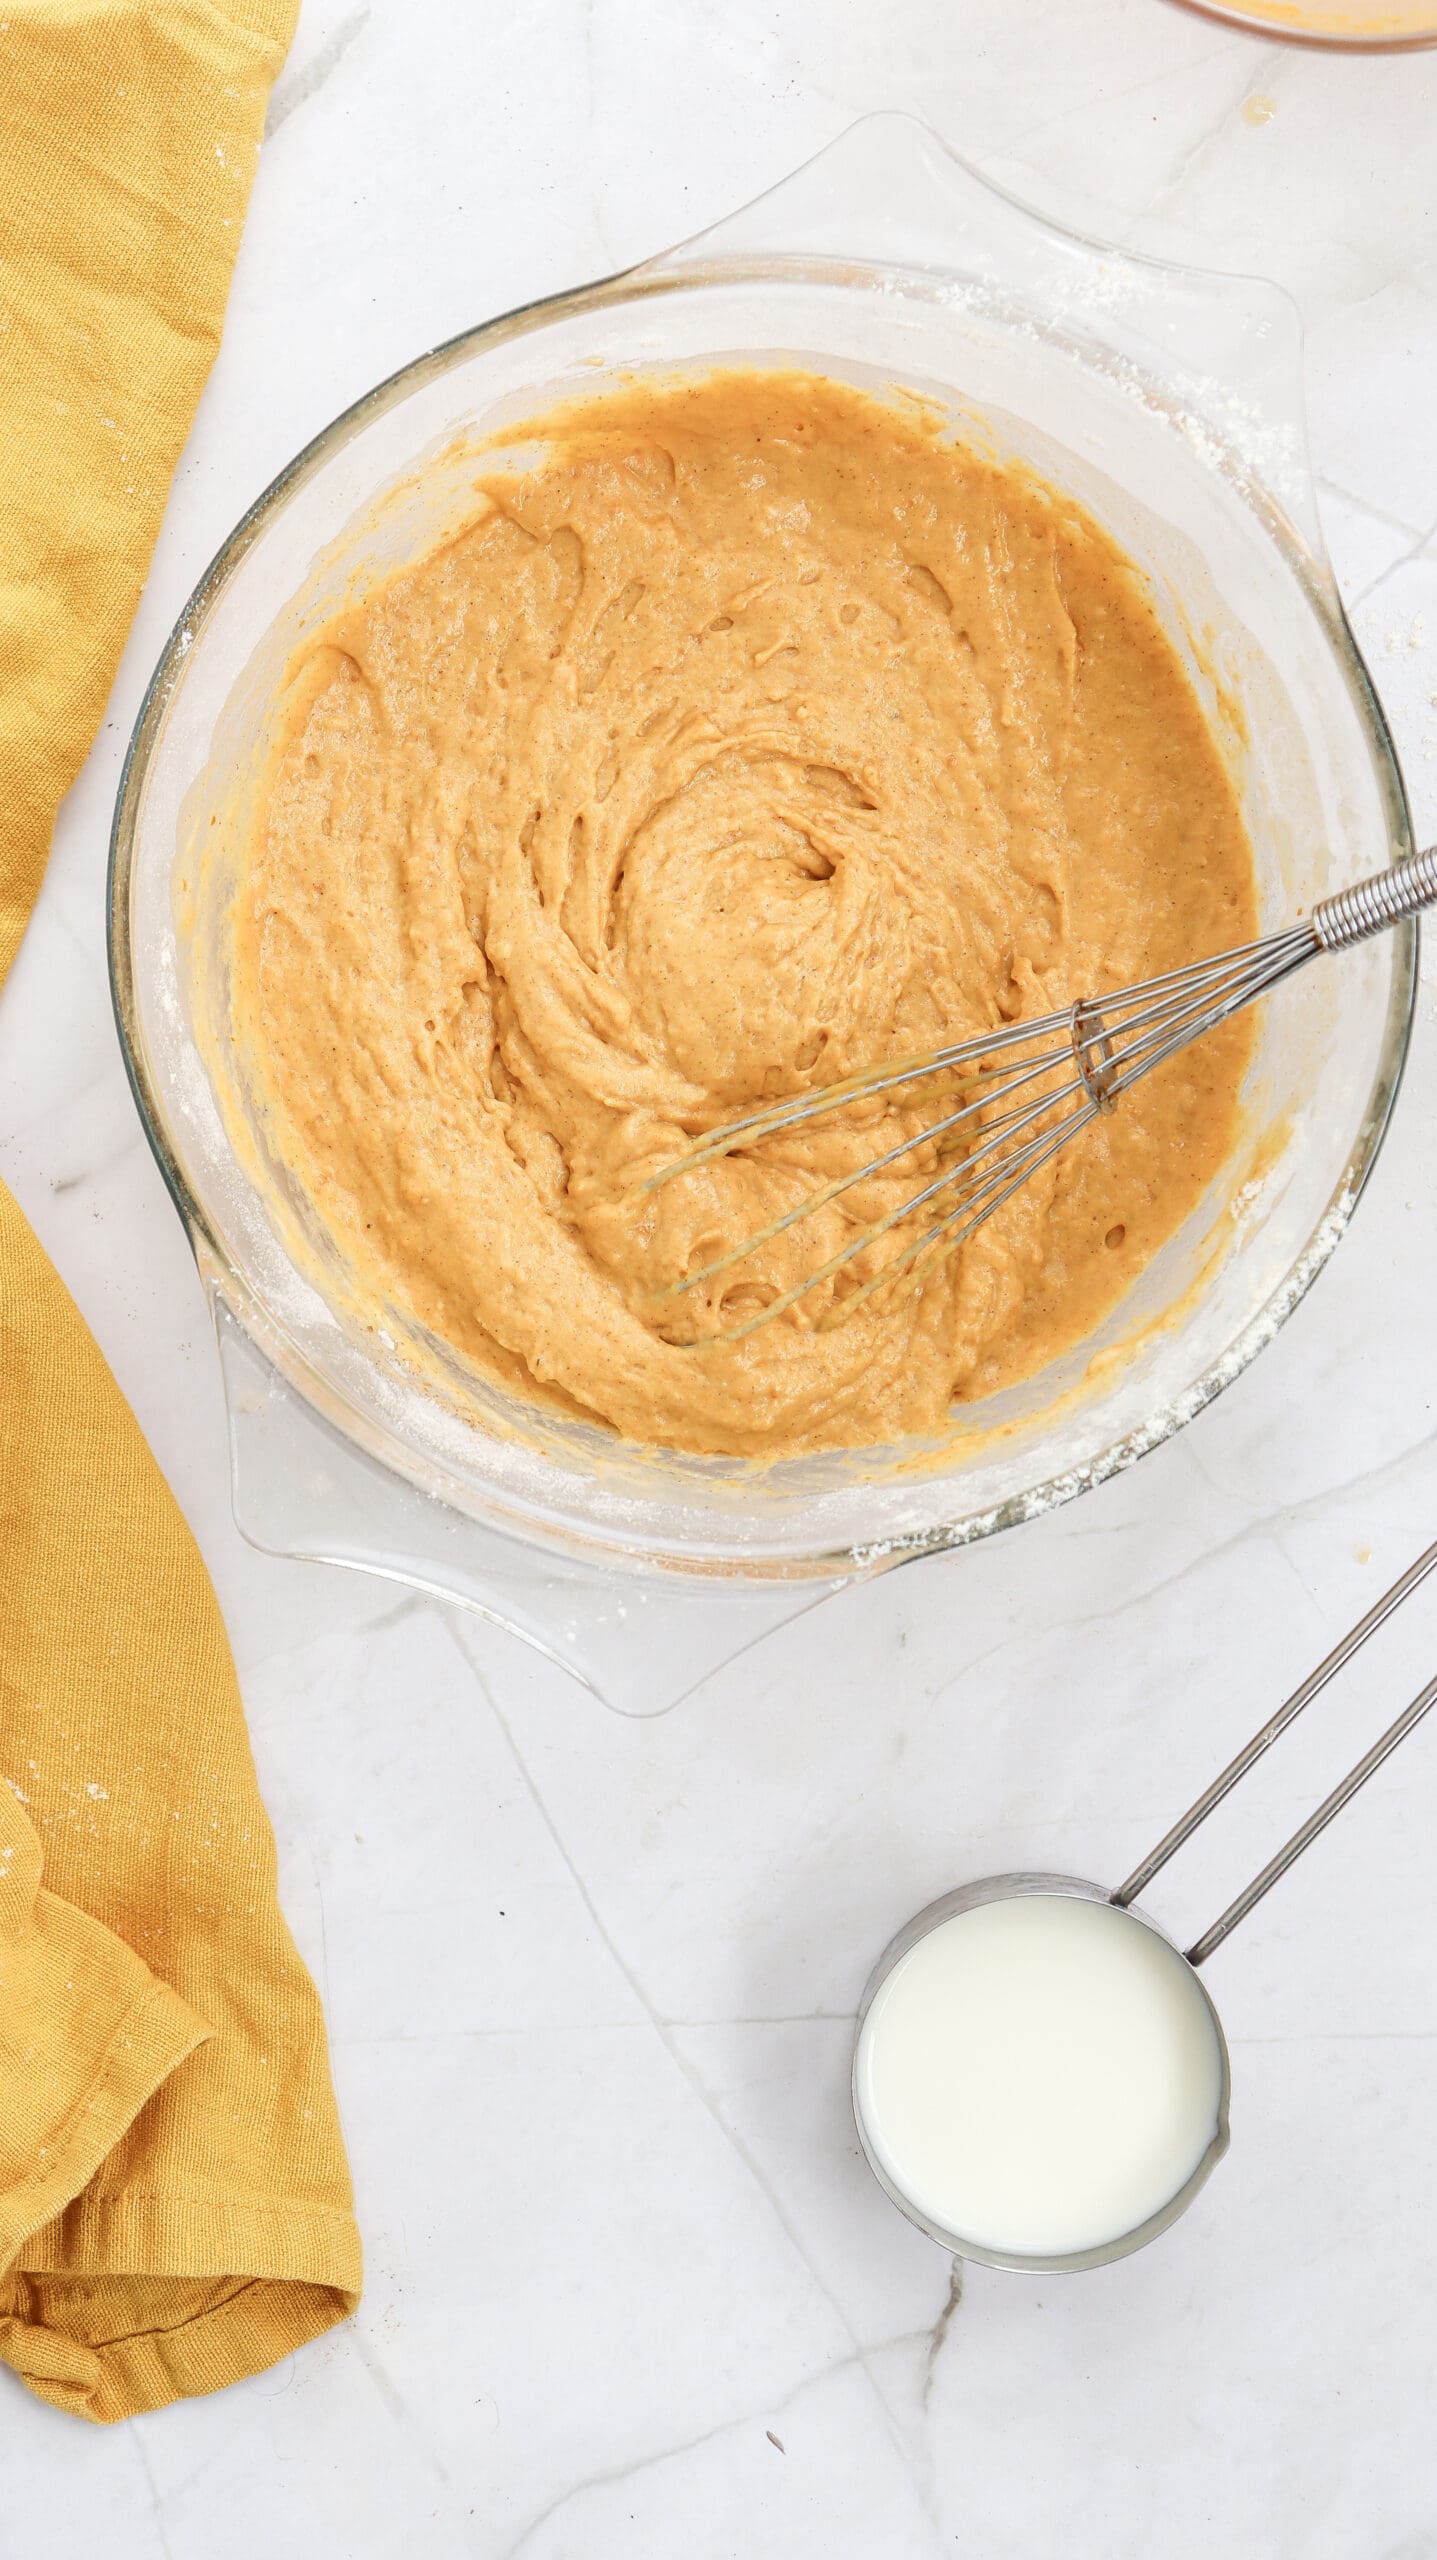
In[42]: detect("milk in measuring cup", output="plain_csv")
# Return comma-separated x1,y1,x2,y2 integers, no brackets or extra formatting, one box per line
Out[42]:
854,1891,1225,2259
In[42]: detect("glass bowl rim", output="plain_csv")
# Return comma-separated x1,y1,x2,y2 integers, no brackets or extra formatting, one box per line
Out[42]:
1167,0,1437,47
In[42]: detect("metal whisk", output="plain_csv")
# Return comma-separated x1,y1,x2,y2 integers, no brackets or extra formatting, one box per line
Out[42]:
649,845,1436,1344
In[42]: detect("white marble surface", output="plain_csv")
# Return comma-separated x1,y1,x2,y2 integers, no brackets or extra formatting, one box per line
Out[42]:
4,1,1437,2549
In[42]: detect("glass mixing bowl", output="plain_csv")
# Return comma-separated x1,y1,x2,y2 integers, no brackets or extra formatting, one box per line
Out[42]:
109,116,1415,1709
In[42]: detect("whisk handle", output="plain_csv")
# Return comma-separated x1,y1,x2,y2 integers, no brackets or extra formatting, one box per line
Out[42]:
1312,843,1437,950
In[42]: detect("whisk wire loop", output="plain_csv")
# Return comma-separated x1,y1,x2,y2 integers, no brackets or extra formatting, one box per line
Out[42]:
643,849,1433,1347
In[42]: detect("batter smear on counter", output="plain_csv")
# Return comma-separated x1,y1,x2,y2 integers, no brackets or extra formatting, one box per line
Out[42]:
225,370,1256,1457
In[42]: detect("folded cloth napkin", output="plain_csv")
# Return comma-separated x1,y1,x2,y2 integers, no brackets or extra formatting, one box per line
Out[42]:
0,0,361,2423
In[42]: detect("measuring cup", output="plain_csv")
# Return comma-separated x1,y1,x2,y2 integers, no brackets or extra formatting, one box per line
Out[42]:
853,1536,1437,2272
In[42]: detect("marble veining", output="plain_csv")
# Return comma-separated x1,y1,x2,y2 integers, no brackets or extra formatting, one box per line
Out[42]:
2,1,1436,2550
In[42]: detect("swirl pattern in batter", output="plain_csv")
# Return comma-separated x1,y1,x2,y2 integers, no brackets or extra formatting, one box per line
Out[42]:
225,372,1256,1457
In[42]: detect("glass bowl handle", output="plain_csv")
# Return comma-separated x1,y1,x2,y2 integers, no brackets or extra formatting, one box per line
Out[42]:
203,1272,856,1719
641,112,1324,556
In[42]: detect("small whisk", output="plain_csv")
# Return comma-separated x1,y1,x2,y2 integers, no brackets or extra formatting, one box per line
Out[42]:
648,845,1436,1345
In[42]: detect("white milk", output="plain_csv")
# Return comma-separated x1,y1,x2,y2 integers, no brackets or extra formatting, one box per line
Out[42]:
854,1891,1226,2259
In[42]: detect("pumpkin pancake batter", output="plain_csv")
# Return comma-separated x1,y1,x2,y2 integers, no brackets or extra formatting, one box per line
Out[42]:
223,371,1256,1458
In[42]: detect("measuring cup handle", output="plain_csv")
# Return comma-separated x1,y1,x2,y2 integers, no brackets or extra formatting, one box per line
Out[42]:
1113,1535,1437,1955
1184,1670,1437,1965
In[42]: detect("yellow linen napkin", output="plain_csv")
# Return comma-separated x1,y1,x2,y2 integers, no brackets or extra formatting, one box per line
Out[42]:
0,0,361,2422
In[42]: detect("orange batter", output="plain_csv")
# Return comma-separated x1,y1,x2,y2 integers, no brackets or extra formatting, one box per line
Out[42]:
221,371,1256,1458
